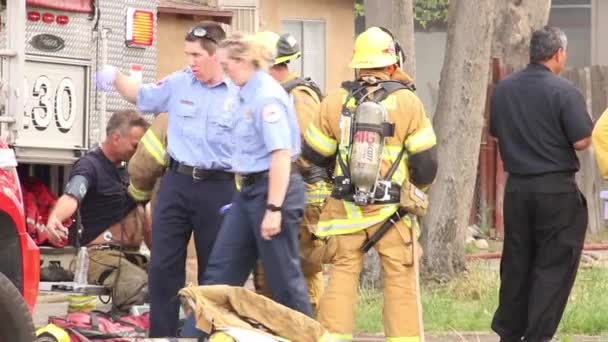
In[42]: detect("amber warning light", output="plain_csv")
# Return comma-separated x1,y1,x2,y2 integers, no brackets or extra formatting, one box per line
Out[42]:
126,8,154,47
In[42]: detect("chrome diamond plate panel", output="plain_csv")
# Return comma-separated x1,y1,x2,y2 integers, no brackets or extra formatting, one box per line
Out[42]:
90,0,159,146
10,0,158,157
25,8,94,60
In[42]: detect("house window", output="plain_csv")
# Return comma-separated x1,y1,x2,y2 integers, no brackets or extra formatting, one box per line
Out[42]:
549,0,591,67
221,6,258,34
281,20,326,92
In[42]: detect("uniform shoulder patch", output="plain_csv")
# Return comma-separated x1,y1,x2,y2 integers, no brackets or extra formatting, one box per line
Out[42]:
262,103,283,123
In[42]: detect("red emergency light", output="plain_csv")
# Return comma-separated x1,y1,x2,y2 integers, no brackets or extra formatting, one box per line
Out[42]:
27,11,70,25
27,11,41,21
126,8,154,47
56,15,69,25
42,12,55,23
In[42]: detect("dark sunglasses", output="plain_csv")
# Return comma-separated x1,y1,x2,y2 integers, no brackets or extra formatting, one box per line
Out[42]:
187,26,218,45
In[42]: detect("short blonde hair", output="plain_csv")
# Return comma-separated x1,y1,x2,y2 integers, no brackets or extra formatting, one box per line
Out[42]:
220,32,276,71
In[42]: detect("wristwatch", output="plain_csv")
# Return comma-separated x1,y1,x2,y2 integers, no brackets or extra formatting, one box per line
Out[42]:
266,203,282,212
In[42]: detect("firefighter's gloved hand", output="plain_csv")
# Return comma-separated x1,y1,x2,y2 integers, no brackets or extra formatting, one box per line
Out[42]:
96,65,118,91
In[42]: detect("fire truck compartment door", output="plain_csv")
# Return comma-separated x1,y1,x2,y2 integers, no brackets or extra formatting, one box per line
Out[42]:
14,59,88,164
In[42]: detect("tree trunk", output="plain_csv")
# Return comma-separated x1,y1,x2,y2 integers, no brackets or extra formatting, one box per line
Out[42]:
364,0,416,79
421,0,496,280
492,0,552,70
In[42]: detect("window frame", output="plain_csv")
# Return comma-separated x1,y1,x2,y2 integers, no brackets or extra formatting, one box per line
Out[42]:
281,19,327,93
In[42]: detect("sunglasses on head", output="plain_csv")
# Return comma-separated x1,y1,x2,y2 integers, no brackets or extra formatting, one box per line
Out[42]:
188,26,218,45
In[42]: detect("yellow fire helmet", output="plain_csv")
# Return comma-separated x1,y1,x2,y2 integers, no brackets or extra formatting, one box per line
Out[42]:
36,323,70,342
349,26,400,69
255,31,301,65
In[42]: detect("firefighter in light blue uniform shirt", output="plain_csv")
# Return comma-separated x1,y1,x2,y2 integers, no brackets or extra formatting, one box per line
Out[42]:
231,73,301,172
96,22,238,338
137,67,238,170
202,32,312,322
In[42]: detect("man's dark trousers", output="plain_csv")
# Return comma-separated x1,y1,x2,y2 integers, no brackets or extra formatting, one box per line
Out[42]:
148,169,235,337
492,173,588,342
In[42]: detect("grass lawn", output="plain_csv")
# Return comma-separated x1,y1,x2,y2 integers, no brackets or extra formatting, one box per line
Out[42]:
354,261,608,336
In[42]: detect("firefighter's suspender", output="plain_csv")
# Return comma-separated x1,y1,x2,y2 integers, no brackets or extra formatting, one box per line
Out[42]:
283,77,324,100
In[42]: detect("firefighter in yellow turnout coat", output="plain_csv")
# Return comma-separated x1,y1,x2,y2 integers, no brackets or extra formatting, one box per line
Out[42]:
303,27,438,341
253,31,332,312
128,113,169,209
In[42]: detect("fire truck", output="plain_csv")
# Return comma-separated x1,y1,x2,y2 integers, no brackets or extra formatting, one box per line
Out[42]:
0,0,159,339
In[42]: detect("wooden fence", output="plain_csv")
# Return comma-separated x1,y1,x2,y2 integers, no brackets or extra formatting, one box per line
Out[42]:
563,66,608,235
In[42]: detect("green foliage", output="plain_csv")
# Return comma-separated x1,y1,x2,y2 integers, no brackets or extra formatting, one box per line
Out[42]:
355,0,449,27
355,0,364,17
414,0,449,28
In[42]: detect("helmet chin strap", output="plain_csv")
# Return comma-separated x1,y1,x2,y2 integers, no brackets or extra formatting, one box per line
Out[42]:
394,40,405,69
376,26,406,69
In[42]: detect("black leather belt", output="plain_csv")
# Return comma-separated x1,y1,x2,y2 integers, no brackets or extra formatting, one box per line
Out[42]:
241,163,298,187
168,158,234,181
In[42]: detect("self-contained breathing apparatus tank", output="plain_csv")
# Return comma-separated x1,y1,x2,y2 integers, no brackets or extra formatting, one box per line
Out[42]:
331,80,411,206
349,101,388,205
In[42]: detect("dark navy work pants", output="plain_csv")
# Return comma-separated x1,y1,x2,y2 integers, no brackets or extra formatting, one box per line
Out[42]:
180,173,311,338
492,174,588,342
148,170,235,337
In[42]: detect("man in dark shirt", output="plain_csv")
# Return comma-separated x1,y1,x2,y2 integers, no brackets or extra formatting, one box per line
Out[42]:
490,26,593,342
45,109,150,312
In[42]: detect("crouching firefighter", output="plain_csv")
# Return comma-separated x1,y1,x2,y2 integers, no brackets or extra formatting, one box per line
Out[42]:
253,31,333,312
302,27,438,341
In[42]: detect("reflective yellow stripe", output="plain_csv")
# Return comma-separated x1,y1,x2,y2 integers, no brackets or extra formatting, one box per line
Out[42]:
305,124,337,156
306,193,329,204
306,181,332,204
405,125,437,154
317,332,334,342
128,182,151,201
141,130,167,166
386,337,420,342
67,295,96,313
316,205,413,236
328,333,353,341
343,201,363,220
